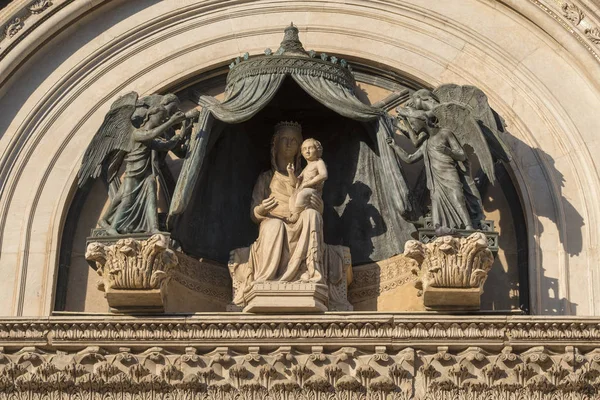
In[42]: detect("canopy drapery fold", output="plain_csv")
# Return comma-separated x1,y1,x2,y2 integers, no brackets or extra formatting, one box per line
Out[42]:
291,74,412,217
170,74,286,215
169,24,416,262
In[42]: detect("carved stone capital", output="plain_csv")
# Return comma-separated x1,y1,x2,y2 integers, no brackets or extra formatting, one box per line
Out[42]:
85,234,177,312
404,232,494,310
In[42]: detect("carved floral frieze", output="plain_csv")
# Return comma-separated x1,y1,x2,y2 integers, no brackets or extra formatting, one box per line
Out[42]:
28,0,53,14
0,316,599,398
0,0,54,46
562,2,585,25
0,336,599,399
4,18,23,38
4,316,600,344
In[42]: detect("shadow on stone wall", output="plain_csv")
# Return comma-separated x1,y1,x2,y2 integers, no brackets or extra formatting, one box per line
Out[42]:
502,133,582,315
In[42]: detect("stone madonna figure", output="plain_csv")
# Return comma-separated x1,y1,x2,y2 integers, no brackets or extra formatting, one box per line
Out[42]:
230,122,327,305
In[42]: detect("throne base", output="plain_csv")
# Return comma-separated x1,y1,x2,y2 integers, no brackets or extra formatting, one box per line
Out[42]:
243,282,329,313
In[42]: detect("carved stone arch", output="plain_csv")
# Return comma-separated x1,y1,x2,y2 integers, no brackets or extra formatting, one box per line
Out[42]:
0,0,598,316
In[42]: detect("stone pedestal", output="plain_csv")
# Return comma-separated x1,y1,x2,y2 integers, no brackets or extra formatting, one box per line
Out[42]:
404,232,494,311
104,288,164,313
422,287,482,310
229,244,352,312
243,282,328,313
85,234,176,313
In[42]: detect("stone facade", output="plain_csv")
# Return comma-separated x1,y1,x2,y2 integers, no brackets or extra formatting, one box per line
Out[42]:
1,0,600,398
0,0,597,315
0,315,600,399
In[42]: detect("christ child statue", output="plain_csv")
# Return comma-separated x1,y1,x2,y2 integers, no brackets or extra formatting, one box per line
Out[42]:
286,138,328,223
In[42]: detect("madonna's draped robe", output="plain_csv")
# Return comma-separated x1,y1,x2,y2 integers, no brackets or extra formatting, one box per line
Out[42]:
248,170,324,284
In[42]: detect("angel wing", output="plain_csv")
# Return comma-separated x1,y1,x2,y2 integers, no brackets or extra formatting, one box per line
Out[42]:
77,92,138,188
433,84,511,162
432,102,497,184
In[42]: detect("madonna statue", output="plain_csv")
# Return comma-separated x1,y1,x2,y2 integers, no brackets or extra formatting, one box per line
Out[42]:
229,121,352,311
249,121,325,279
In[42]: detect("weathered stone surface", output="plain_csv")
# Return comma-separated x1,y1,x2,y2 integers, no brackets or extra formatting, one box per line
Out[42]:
104,288,164,313
0,315,599,399
85,234,177,312
243,282,329,313
405,232,494,310
349,253,425,311
422,287,482,310
167,252,232,312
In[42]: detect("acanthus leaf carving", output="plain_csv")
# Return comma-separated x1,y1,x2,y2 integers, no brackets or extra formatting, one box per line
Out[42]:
585,27,600,44
4,18,24,38
86,234,176,292
28,0,52,14
562,2,585,25
405,233,493,310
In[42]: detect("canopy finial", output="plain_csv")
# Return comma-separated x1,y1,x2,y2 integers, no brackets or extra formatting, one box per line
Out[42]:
275,23,308,57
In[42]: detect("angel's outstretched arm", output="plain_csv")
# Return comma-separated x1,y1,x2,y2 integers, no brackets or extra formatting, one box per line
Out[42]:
133,112,185,142
400,116,428,147
386,137,424,163
170,119,193,158
443,130,467,162
151,134,183,152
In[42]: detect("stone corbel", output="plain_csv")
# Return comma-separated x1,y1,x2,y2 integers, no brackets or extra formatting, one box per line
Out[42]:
404,232,494,310
85,234,177,313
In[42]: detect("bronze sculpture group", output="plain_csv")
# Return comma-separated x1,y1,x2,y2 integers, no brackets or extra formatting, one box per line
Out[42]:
77,25,511,312
78,85,509,237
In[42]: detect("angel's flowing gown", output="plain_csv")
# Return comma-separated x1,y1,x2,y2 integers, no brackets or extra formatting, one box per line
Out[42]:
423,139,481,229
108,142,158,233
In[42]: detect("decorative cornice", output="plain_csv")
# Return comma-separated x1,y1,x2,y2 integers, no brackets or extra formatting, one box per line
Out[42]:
0,316,599,398
527,0,600,63
0,316,599,346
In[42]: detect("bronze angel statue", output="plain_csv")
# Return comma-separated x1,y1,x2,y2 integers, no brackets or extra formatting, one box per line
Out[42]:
77,92,198,235
386,84,511,233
